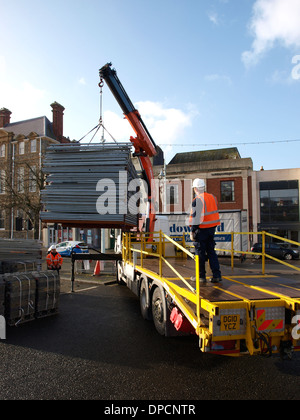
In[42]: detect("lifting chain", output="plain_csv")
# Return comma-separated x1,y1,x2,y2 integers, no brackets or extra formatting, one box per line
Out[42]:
78,77,118,144
98,78,105,143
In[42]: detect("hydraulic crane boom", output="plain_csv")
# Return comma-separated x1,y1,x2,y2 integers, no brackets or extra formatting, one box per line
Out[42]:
99,63,157,233
99,63,157,157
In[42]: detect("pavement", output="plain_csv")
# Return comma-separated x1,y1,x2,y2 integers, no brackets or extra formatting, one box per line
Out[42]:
1,275,300,400
1,254,300,401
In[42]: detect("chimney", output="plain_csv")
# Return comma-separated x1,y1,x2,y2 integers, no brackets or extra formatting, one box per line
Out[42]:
51,102,65,142
0,108,12,127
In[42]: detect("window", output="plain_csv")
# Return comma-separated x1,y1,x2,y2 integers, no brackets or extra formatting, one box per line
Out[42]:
260,180,299,223
0,144,5,158
15,210,24,231
17,167,25,193
29,166,36,193
167,184,179,206
19,141,25,155
221,181,235,202
0,170,5,194
30,139,37,153
0,210,4,230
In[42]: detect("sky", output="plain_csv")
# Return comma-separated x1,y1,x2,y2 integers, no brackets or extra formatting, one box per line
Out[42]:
1,0,300,170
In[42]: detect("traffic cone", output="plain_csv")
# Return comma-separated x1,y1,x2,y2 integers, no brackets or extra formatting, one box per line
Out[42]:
93,260,101,276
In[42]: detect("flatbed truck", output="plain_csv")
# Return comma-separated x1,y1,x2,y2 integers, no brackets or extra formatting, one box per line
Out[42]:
116,231,300,357
97,63,300,357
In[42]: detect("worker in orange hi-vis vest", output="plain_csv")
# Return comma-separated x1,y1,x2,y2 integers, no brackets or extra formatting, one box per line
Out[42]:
189,178,222,284
46,245,63,274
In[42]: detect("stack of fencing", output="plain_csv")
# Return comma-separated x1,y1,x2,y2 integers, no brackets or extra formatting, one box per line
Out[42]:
1,271,60,326
0,239,42,274
0,278,4,318
40,143,139,229
34,271,60,319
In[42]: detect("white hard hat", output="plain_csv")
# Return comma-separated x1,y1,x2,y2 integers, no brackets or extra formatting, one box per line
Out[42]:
192,178,205,189
50,245,57,251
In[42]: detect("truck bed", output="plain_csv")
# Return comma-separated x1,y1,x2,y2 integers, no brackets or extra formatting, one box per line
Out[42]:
140,258,300,303
122,232,300,356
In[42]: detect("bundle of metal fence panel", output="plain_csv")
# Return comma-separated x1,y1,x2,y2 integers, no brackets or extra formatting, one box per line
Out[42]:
3,272,36,326
0,277,5,317
41,143,139,228
0,239,42,274
2,271,60,326
33,271,60,318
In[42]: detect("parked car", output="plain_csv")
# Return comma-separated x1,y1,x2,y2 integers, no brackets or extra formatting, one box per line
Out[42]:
47,241,89,257
251,243,299,260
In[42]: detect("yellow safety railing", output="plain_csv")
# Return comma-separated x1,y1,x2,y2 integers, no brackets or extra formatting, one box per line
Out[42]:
215,231,300,275
122,230,300,335
124,230,300,276
122,230,300,355
122,231,202,331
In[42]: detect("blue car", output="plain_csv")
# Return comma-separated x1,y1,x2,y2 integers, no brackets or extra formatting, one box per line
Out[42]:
48,241,89,257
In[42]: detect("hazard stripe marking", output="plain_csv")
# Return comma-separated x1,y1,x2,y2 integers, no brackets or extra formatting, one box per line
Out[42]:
256,309,284,331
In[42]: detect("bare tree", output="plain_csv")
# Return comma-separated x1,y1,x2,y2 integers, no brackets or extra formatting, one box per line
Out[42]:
0,160,46,239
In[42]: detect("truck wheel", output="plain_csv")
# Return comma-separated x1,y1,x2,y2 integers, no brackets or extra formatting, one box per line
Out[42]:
152,287,166,336
140,279,152,321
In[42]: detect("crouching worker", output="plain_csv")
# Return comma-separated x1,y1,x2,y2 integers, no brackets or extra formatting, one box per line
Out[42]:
47,245,63,274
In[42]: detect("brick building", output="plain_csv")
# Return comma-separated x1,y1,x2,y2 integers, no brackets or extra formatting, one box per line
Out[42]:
153,147,253,229
0,102,70,240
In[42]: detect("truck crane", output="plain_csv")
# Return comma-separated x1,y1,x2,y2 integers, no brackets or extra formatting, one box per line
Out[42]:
98,64,300,357
99,63,157,234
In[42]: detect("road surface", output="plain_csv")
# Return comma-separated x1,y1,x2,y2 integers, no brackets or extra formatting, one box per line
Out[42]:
0,281,299,400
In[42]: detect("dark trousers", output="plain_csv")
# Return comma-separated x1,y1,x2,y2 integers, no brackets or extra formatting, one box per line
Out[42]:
193,226,221,279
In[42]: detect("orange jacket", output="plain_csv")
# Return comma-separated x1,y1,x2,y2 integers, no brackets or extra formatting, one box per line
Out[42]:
189,192,220,229
46,251,63,269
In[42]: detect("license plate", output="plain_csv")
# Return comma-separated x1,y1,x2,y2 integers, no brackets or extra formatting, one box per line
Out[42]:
220,315,240,332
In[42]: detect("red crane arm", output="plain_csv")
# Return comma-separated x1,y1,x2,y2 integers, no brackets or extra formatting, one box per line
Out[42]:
99,63,158,233
125,110,157,157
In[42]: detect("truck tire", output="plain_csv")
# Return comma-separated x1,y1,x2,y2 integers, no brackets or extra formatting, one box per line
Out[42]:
140,278,152,321
152,287,166,336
